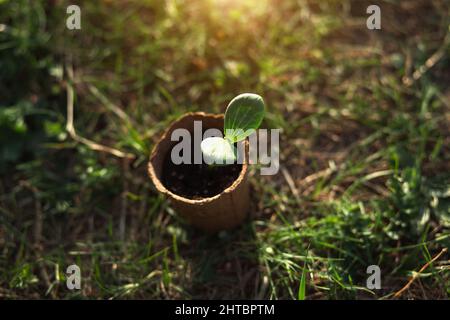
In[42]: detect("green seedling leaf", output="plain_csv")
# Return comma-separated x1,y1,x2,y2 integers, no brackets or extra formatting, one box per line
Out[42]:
201,137,236,165
224,93,265,143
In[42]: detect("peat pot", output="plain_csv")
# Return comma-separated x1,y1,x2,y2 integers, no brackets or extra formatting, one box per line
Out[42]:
148,112,250,232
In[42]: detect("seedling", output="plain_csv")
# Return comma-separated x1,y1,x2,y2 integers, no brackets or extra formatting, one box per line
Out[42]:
201,93,265,165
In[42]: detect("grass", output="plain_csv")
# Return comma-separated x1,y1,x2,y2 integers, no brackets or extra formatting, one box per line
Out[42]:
0,0,449,299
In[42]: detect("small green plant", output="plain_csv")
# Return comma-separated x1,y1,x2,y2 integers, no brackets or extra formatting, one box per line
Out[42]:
201,93,265,165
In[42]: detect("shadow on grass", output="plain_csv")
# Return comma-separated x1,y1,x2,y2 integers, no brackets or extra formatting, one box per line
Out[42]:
180,221,261,299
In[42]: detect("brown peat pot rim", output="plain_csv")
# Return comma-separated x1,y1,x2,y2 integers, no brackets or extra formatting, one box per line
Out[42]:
147,112,249,204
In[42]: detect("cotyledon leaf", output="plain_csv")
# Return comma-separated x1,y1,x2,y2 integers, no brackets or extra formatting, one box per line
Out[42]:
200,137,236,165
224,93,265,143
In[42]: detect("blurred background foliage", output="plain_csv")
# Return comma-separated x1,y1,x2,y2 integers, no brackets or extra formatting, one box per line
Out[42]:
0,0,449,299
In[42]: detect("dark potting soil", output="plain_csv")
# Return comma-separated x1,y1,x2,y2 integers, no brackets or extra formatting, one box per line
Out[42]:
162,144,242,200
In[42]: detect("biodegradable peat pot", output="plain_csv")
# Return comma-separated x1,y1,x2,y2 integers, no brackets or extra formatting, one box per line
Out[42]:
148,112,250,233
